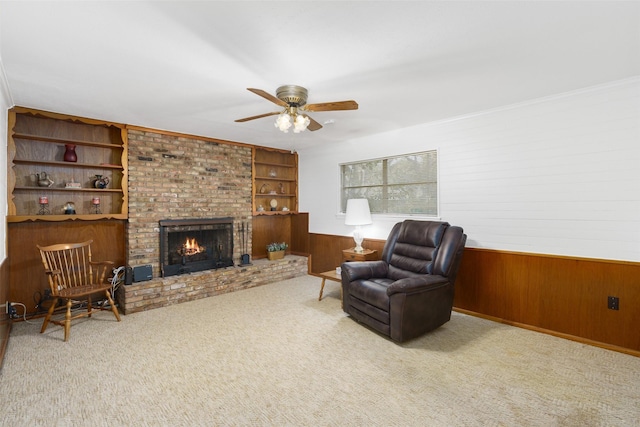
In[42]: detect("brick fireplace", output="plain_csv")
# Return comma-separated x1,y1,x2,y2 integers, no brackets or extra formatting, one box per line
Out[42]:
159,217,235,277
120,128,307,314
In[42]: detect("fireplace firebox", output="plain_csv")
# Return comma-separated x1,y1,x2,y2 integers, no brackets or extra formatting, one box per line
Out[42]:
160,218,234,277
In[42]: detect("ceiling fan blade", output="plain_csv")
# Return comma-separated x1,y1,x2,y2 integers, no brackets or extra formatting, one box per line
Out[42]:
306,115,323,131
235,111,281,122
304,100,358,112
247,88,288,107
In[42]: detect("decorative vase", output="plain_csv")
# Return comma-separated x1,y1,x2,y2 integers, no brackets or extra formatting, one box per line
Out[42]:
267,250,285,261
63,144,77,162
93,175,110,189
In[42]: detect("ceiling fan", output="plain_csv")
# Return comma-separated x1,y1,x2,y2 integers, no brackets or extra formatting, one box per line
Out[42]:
235,85,358,133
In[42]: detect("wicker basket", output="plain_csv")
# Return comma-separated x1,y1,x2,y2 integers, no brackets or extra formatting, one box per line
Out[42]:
267,250,285,261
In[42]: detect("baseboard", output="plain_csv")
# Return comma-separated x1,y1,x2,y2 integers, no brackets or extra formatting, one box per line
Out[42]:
453,307,640,358
0,321,10,371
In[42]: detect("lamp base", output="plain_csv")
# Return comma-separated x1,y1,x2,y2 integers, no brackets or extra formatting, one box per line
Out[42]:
353,229,364,253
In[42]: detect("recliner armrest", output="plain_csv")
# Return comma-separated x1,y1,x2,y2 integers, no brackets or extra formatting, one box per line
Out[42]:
387,275,449,296
342,261,388,282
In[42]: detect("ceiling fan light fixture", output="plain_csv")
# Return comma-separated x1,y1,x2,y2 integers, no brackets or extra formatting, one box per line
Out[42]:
238,85,357,133
274,107,310,134
275,112,292,133
293,114,310,133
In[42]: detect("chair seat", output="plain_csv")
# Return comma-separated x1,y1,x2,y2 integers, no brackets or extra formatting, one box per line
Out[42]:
57,283,113,299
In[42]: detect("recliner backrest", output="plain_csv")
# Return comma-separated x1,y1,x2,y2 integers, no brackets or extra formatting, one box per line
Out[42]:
384,220,449,280
432,225,467,283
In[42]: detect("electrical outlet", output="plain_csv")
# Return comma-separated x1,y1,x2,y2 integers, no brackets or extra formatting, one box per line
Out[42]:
607,296,619,310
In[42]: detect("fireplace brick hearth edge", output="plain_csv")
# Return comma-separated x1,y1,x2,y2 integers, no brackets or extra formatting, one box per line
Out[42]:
119,256,308,314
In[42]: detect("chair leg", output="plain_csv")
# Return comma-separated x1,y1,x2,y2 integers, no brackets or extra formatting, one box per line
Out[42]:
104,290,121,322
63,299,72,342
87,297,92,318
40,297,58,333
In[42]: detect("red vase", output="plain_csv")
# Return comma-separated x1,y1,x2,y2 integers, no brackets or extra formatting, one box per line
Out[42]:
63,144,77,162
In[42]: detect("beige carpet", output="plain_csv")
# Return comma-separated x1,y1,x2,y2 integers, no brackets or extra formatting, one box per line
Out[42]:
1,275,638,426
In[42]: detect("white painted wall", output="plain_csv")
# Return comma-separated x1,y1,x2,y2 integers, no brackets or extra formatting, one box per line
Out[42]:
0,53,13,261
298,78,640,262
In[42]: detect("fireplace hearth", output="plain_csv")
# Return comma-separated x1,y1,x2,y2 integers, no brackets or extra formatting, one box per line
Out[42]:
160,218,234,277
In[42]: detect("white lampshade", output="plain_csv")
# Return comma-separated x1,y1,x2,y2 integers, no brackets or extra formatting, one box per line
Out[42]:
345,199,372,226
345,199,372,253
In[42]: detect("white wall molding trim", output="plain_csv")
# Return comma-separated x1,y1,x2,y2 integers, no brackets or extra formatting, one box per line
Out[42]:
0,57,15,109
399,76,640,134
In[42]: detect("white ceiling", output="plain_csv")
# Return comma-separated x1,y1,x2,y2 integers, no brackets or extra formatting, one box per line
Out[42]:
1,1,639,152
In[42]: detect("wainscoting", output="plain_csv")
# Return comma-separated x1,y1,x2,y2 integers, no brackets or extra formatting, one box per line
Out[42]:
7,220,126,314
308,233,640,355
0,259,10,369
455,248,640,355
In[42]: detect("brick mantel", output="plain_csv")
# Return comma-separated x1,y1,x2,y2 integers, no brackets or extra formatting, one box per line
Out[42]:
127,128,253,272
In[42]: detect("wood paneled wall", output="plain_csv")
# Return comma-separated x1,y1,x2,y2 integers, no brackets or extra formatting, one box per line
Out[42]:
308,233,640,355
309,233,384,273
0,258,10,370
252,213,309,259
290,213,310,256
7,220,125,314
455,248,640,354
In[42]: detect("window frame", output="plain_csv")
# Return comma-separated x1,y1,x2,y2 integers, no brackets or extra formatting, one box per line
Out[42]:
338,149,440,219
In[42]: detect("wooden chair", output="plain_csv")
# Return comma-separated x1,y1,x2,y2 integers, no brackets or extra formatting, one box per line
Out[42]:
37,240,121,341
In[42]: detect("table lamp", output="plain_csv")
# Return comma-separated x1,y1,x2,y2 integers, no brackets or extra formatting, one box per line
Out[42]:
345,198,372,253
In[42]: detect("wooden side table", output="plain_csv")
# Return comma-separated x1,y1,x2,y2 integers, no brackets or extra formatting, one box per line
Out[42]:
318,270,342,301
342,248,378,262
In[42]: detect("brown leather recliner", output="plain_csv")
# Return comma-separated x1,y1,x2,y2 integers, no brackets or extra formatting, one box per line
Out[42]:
341,220,467,342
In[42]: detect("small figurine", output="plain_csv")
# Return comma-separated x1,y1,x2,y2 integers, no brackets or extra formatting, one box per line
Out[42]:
62,201,76,215
36,172,54,187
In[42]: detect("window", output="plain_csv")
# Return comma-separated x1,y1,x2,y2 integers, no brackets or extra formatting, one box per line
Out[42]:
340,150,438,216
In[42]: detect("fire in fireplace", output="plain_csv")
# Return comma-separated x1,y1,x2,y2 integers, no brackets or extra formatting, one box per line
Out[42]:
159,218,234,277
182,238,203,256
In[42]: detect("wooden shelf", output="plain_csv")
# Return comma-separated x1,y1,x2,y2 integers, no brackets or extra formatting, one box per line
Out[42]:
252,147,298,216
7,213,128,223
13,132,124,149
254,161,295,168
253,211,299,216
13,159,123,169
254,176,296,182
7,107,128,222
14,186,123,193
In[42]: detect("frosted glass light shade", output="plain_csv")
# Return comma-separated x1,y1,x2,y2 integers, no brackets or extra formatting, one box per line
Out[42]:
274,112,292,132
293,114,310,133
275,111,310,133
